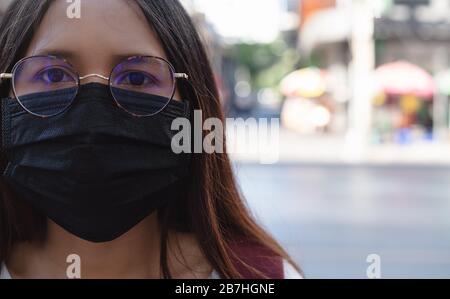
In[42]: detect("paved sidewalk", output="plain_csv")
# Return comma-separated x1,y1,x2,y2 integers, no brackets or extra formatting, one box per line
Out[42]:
228,128,450,165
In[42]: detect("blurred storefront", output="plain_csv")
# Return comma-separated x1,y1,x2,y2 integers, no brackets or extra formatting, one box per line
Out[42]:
372,61,435,143
296,0,450,145
374,0,450,143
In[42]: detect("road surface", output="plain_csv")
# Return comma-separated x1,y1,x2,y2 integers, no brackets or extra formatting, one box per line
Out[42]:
234,162,450,278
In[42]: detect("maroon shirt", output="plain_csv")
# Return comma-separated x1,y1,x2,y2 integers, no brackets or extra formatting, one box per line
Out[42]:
230,238,284,279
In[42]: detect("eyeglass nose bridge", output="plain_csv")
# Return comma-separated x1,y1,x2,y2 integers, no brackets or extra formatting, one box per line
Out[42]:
79,74,110,82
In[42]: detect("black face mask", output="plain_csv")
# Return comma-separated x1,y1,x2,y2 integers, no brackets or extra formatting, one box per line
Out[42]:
1,83,191,243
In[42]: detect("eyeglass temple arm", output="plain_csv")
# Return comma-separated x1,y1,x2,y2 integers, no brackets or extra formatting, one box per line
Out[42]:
0,73,12,80
175,73,189,80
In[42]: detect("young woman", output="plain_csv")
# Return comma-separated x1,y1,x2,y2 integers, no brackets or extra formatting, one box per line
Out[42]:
0,0,302,279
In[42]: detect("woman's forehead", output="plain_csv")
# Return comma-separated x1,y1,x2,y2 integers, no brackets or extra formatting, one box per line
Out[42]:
26,0,167,63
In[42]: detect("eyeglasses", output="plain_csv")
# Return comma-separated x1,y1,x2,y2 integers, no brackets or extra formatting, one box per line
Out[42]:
0,55,189,118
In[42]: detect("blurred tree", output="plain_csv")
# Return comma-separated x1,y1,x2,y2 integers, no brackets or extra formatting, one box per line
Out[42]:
230,39,300,91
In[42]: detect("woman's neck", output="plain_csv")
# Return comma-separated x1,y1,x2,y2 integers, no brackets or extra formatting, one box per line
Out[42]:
7,213,162,279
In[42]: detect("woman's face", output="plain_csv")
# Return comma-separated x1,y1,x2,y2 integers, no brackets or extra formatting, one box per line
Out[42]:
20,0,182,101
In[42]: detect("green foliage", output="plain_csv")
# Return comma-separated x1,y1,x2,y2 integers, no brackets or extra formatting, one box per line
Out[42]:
229,39,301,91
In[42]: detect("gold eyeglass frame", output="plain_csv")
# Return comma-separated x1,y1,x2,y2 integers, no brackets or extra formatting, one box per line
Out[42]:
0,55,189,118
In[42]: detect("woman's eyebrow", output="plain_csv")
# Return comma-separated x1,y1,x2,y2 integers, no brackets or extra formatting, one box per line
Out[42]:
111,53,161,61
32,49,160,61
32,49,77,59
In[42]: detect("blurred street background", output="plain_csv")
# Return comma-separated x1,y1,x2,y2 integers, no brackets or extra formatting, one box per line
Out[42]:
2,0,450,278
179,0,450,278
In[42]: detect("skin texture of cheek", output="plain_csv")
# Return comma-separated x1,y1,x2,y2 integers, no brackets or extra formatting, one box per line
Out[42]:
19,0,182,101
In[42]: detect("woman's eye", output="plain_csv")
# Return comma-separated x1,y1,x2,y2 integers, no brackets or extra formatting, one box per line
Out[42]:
128,72,146,86
36,67,73,84
117,71,158,87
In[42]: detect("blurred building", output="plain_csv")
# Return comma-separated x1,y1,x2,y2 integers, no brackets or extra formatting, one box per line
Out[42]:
297,0,450,144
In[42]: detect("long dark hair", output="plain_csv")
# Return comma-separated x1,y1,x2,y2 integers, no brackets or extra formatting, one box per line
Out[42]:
0,0,300,278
